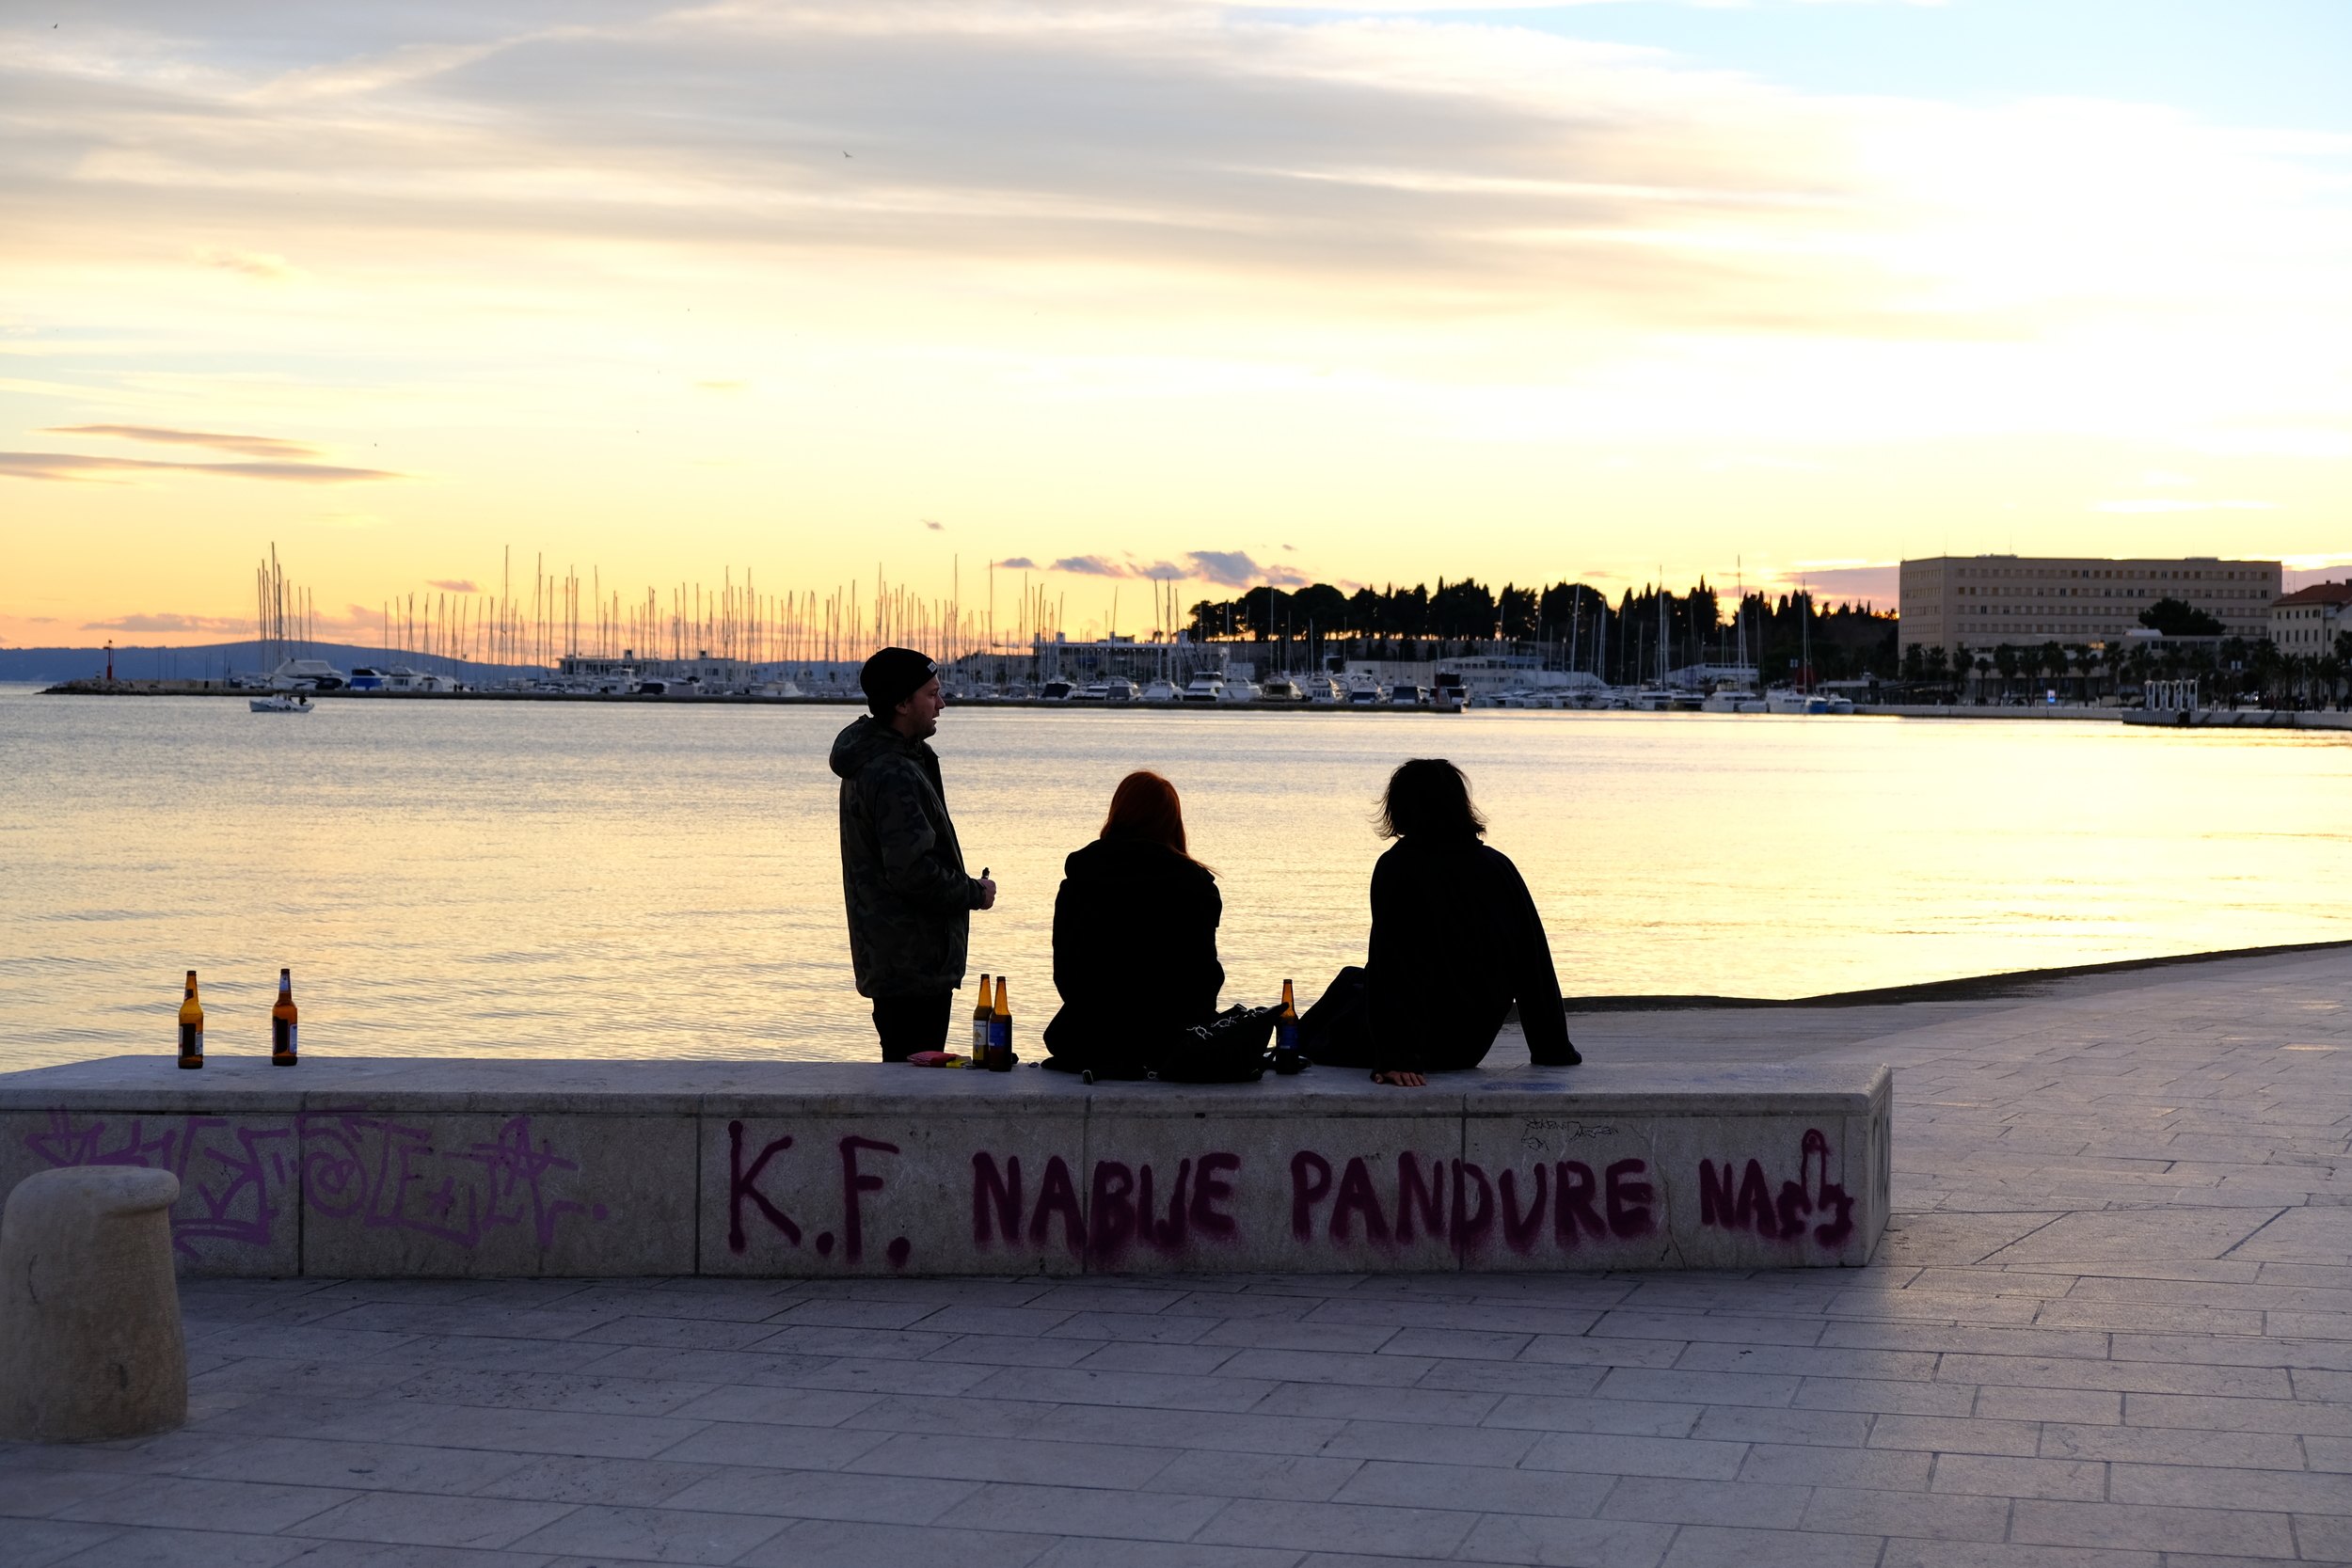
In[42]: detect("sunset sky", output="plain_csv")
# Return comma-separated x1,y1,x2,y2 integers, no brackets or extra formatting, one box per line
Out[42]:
6,0,2350,648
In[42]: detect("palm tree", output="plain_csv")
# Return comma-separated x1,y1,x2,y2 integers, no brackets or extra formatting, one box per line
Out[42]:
1993,644,2021,702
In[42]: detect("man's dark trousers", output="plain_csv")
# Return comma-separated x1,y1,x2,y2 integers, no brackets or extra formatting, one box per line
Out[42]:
872,990,953,1062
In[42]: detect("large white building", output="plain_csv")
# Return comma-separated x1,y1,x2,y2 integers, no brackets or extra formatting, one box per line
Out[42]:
1899,555,2280,655
2270,582,2352,656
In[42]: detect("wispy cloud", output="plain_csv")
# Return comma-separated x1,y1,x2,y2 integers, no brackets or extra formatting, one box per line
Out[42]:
1186,549,1307,589
45,424,322,460
924,518,945,531
995,557,1039,569
1052,555,1126,577
192,246,303,282
0,451,401,484
425,578,480,592
80,611,252,634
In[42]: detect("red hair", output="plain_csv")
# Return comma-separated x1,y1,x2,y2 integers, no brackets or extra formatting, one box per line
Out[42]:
1102,770,1190,859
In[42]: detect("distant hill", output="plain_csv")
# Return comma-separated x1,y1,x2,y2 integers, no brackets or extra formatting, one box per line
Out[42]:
0,641,538,686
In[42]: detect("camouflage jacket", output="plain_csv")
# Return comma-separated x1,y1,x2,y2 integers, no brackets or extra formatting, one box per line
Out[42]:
830,716,983,998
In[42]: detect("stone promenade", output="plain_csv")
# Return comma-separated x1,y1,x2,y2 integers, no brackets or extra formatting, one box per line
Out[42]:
5,948,2349,1568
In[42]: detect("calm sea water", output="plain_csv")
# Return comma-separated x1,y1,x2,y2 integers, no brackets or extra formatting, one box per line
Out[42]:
4,686,2350,1070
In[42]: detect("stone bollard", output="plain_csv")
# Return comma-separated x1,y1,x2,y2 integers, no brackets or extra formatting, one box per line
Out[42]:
0,1166,188,1443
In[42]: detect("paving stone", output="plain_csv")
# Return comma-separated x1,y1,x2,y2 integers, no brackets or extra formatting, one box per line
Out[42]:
53,1477,358,1534
1518,1432,1748,1481
36,1528,322,1567
1655,1523,1886,1568
966,1366,1277,1412
2105,1461,2352,1513
2037,1423,2305,1469
1800,1485,2012,1542
659,1465,977,1524
930,1480,1229,1542
1329,1459,1611,1518
1143,1449,1364,1501
1970,1386,2122,1424
1027,1542,1303,1568
1877,1544,2156,1568
2293,1513,2352,1563
0,1520,123,1568
467,1455,723,1507
736,1517,1057,1568
930,1333,1104,1369
1791,1376,1978,1417
2010,1498,2297,1556
1194,1497,1481,1558
1736,1441,1932,1491
1453,1512,1679,1567
1867,1414,2042,1456
1596,1476,1809,1529
1686,1404,1872,1447
281,1491,577,1550
504,1502,788,1563
843,1430,1176,1489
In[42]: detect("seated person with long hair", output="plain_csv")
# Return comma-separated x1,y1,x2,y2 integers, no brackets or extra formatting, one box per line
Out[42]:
1309,757,1581,1086
1041,770,1224,1078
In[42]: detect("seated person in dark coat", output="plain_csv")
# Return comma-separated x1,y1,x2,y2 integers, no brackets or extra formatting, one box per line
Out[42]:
1042,770,1224,1077
1308,757,1581,1086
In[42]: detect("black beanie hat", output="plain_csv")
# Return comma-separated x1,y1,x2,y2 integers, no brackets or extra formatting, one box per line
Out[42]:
861,646,937,716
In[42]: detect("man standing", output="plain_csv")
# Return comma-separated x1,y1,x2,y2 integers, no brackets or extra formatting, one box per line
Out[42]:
831,647,997,1060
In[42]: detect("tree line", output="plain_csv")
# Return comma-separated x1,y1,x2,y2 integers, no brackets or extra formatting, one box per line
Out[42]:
1184,578,1900,685
1905,599,2352,710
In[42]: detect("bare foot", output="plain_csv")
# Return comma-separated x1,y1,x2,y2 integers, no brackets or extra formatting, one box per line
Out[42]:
1371,1070,1426,1087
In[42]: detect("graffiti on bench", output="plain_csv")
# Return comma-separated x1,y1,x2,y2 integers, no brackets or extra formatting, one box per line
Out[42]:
21,1109,605,1259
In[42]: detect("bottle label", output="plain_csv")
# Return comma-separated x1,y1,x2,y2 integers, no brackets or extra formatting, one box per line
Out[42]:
275,1020,297,1055
179,1024,203,1055
1276,1021,1298,1055
974,1020,991,1054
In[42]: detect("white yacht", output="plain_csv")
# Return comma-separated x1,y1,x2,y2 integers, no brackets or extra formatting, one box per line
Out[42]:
1257,674,1311,703
1140,677,1183,705
248,693,313,713
1180,673,1226,704
1097,677,1141,704
1299,674,1344,705
1764,688,1829,715
1217,676,1263,704
1386,684,1427,707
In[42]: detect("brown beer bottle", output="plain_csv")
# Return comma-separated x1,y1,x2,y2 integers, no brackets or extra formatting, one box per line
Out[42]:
177,970,204,1069
987,976,1012,1071
271,968,299,1065
969,973,992,1066
1274,976,1302,1074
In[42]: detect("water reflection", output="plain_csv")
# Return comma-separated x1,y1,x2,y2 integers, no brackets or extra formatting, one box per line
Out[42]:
2,689,2347,1069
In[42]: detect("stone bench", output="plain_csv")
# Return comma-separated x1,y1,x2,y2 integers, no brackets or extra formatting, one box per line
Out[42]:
0,1057,1890,1277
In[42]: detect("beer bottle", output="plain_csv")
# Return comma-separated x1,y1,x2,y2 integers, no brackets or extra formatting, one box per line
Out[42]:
177,970,204,1069
271,968,299,1065
1273,977,1302,1074
987,976,1012,1071
969,974,993,1066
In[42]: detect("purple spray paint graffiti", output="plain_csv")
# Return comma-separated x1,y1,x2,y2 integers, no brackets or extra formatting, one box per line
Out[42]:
1699,1127,1855,1248
24,1110,291,1259
24,1108,606,1259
